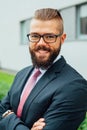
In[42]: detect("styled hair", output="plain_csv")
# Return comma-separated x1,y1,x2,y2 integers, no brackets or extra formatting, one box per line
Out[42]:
33,8,64,33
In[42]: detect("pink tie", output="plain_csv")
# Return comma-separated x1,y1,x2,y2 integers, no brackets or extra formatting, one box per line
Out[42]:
17,68,41,117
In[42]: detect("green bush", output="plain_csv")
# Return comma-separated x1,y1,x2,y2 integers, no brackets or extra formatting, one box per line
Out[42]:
0,71,15,99
78,114,87,130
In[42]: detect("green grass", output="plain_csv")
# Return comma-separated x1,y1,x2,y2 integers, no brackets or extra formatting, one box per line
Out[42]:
0,71,87,130
0,71,15,99
78,114,87,130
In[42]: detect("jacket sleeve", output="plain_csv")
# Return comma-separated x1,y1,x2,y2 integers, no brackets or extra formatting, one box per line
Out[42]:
42,79,87,130
0,93,30,130
0,113,29,130
0,71,30,130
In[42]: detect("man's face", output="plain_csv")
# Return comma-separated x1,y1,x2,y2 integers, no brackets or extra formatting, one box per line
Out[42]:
29,19,66,68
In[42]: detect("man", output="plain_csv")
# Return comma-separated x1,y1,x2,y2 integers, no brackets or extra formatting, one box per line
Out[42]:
0,8,87,130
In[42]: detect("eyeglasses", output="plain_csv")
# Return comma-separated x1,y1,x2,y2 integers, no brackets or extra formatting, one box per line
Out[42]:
27,33,62,43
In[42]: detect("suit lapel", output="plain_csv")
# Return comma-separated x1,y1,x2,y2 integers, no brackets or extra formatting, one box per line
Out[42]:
22,56,66,120
22,70,56,120
13,66,34,112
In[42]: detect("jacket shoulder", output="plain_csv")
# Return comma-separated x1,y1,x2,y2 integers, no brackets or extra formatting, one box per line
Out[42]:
14,66,33,82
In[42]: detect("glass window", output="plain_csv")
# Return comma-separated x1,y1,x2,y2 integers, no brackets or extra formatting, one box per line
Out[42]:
80,17,87,34
77,3,87,39
20,18,31,44
60,6,76,41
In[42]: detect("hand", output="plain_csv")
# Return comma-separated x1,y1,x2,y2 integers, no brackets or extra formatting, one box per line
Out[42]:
2,110,14,118
31,118,45,130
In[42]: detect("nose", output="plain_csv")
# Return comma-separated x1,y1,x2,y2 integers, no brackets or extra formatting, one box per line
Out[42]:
37,37,47,45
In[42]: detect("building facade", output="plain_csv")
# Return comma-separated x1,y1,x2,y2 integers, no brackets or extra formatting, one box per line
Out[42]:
0,0,87,79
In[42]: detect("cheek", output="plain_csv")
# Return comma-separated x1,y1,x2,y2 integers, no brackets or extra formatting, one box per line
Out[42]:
29,43,35,50
50,44,59,51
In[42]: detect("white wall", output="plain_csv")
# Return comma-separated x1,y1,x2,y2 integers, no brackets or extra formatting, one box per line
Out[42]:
61,41,87,79
0,0,87,79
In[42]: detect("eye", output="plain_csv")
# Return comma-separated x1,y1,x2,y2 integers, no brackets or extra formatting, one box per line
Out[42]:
30,34,40,39
45,35,55,39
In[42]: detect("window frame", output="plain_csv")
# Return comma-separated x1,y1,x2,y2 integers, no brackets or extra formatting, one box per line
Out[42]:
20,18,32,45
77,3,87,40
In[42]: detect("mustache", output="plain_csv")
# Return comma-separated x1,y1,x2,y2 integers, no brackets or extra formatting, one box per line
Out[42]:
34,46,51,52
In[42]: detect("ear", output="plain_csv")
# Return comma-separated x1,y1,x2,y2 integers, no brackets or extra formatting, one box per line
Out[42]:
61,33,66,44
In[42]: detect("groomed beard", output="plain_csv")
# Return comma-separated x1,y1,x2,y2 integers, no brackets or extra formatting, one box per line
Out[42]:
29,43,61,69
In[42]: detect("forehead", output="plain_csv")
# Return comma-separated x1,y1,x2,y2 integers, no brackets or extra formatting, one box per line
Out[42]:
30,19,60,34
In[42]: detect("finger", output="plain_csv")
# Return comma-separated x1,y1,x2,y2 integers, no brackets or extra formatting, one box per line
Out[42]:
38,118,45,122
33,118,45,127
31,125,45,130
33,121,45,127
8,112,14,115
37,125,44,130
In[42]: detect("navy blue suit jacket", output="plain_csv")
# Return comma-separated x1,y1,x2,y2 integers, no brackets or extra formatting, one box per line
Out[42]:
0,56,87,130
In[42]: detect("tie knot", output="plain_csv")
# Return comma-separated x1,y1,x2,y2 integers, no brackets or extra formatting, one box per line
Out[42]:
33,69,41,78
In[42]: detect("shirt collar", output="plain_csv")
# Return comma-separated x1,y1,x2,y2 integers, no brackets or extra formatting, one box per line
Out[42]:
53,54,61,63
39,54,61,74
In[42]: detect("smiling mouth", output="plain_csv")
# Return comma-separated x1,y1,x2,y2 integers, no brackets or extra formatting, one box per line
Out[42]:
35,46,51,52
37,49,49,54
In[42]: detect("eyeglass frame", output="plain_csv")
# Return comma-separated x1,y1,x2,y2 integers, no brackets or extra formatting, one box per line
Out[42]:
27,33,63,43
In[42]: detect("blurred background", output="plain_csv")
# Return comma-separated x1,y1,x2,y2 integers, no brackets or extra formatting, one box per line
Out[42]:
0,0,87,79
